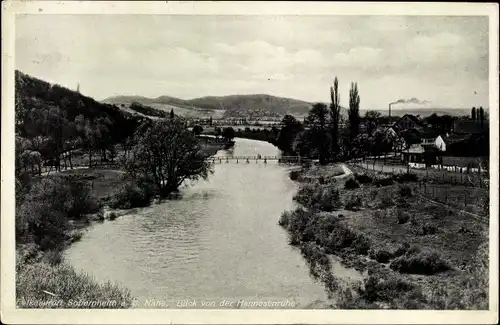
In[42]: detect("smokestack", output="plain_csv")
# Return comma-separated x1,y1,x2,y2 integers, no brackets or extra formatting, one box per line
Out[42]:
389,103,392,118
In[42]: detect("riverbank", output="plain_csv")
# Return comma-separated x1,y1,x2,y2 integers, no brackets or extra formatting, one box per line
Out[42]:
281,164,489,309
15,173,133,308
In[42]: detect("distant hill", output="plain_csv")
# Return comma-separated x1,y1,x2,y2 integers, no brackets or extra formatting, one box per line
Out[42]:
103,94,313,119
15,70,141,142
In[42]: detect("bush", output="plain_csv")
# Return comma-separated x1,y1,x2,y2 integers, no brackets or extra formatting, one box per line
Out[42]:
16,177,99,251
390,251,450,275
109,181,154,209
370,249,393,263
293,183,318,207
412,222,438,236
353,234,370,255
289,170,301,181
107,212,118,221
372,176,394,187
317,185,341,212
16,261,132,308
344,178,360,189
376,191,394,208
393,172,418,183
361,274,425,305
396,210,410,224
399,185,412,197
355,173,373,184
345,195,362,211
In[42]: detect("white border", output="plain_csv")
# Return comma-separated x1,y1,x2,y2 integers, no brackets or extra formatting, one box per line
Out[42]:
1,1,499,324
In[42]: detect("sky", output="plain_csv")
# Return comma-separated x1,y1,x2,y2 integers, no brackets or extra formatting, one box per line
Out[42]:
15,15,489,110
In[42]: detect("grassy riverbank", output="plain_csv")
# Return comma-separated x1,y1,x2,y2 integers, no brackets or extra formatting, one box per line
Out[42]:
15,171,135,308
281,164,489,309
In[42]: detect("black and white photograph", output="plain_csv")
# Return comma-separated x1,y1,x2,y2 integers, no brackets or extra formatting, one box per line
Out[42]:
1,1,498,324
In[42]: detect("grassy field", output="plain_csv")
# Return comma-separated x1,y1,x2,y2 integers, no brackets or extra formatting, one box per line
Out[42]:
281,164,489,309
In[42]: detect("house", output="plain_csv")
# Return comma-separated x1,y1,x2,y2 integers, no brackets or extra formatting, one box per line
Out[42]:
435,134,471,152
392,114,423,133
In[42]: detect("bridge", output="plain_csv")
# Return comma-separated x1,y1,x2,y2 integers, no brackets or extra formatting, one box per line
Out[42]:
208,156,313,164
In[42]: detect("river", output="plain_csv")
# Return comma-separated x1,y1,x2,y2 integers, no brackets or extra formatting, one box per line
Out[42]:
64,138,330,308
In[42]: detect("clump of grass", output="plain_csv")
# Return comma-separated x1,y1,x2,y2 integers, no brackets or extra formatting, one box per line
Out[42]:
390,250,450,275
345,195,362,211
16,261,132,308
344,178,360,189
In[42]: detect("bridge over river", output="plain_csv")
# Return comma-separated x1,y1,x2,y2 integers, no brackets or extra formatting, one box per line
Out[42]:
209,155,313,164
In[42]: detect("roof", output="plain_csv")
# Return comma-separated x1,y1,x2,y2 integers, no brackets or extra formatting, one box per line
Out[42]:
441,133,470,144
393,114,423,128
404,144,425,154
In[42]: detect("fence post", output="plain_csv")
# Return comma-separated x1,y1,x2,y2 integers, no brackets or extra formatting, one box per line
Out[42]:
464,195,467,206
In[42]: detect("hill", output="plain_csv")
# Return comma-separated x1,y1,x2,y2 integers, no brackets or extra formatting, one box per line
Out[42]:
103,94,313,119
15,70,142,143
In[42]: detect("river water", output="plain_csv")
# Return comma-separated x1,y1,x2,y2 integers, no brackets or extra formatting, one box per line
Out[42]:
65,138,330,308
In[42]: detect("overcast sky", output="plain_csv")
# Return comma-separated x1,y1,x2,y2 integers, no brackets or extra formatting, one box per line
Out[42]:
16,15,489,110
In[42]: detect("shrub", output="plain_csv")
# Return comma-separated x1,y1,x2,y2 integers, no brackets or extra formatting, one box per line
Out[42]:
109,181,154,209
353,234,370,255
355,173,372,184
396,210,410,224
399,185,412,197
344,178,360,189
412,222,438,236
376,191,394,208
390,251,450,275
360,274,426,307
16,177,99,251
293,183,318,207
345,195,362,211
16,261,132,308
393,172,418,183
289,170,301,181
370,249,393,263
95,210,105,222
373,176,394,187
107,212,118,221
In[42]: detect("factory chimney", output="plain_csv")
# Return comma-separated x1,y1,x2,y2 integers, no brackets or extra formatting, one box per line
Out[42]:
389,103,392,118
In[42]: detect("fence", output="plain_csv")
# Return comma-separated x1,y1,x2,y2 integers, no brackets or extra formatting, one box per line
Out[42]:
413,182,488,224
349,159,488,188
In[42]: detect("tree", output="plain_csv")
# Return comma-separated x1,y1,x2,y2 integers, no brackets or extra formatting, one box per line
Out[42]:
209,116,213,126
192,125,204,135
276,115,303,155
479,107,485,128
348,82,361,144
170,109,174,119
329,77,341,159
222,127,235,141
471,107,476,121
306,103,331,164
364,110,381,135
123,118,212,197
